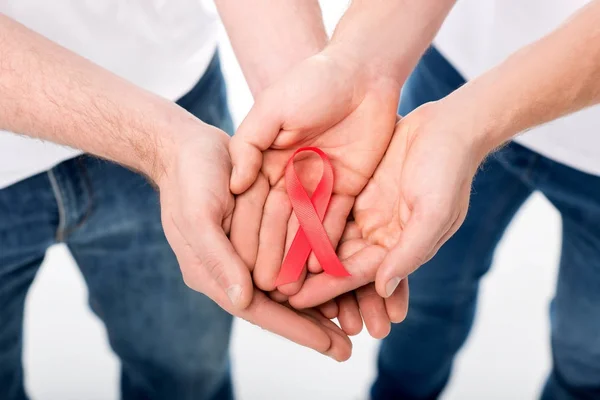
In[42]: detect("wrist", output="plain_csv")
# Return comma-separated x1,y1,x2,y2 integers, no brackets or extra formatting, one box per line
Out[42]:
434,79,519,163
320,44,404,99
151,113,230,190
138,105,201,187
326,0,455,91
217,0,327,96
250,40,325,95
417,99,495,173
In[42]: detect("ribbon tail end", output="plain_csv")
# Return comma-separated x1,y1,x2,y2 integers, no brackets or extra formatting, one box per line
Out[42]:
274,274,296,287
275,266,305,287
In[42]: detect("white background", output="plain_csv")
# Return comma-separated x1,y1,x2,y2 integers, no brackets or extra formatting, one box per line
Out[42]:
23,2,560,399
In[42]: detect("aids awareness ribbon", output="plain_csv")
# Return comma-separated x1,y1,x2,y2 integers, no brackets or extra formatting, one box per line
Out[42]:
275,147,351,286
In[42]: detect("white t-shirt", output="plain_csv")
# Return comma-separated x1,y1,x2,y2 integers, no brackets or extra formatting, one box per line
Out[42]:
0,0,219,189
434,0,600,176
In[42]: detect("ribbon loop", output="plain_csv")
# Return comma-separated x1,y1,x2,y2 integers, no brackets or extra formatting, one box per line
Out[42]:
275,147,351,286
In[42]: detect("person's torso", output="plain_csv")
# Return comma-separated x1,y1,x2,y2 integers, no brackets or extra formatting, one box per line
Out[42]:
434,0,600,176
0,0,219,189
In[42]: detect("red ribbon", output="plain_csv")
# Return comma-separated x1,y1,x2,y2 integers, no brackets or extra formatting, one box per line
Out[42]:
275,147,351,286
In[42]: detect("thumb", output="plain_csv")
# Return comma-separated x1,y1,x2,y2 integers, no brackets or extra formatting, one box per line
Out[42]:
375,207,449,298
194,220,254,310
229,90,283,194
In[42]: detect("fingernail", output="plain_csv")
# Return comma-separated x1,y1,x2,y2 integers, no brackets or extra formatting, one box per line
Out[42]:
227,284,242,307
385,277,402,298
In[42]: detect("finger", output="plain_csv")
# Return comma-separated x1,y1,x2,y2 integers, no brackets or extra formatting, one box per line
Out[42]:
269,289,289,303
244,291,351,362
253,188,292,291
318,300,339,319
284,211,300,257
229,91,283,194
385,277,409,323
230,173,269,270
431,207,466,257
289,241,387,309
195,223,254,309
356,284,391,339
276,213,306,296
302,308,353,362
307,194,354,273
167,213,254,310
337,293,363,336
375,207,448,298
338,221,362,244
278,265,308,296
408,211,463,282
168,215,351,361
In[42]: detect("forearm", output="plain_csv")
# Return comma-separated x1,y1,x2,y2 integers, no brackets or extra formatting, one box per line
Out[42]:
327,0,456,87
446,1,600,156
215,0,327,95
0,15,205,183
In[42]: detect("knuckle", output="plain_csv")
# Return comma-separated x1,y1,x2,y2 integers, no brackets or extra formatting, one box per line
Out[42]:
181,270,201,292
407,251,428,270
201,252,227,286
355,287,379,302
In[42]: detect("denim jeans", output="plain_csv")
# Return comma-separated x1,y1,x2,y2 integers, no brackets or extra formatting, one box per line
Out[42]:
371,47,600,400
0,53,235,400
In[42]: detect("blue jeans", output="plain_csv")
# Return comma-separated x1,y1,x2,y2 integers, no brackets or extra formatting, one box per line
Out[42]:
371,47,600,400
0,53,235,400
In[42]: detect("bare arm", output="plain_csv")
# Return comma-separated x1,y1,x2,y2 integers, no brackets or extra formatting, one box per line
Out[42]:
337,0,600,299
0,14,358,356
228,0,458,192
0,14,200,182
444,0,600,156
227,0,458,302
215,0,328,95
327,0,457,88
216,0,456,96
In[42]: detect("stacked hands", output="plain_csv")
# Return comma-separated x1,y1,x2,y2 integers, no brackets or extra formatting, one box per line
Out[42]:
158,47,488,362
0,0,489,363
2,0,600,371
3,0,600,372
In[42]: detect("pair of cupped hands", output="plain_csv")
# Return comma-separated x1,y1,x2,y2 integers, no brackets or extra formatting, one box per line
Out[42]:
157,49,485,361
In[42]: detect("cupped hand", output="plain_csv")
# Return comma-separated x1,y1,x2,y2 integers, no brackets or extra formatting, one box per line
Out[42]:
229,49,401,296
329,223,410,339
290,101,488,311
157,123,352,361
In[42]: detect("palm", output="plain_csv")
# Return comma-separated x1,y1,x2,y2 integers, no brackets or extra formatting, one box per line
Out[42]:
287,126,414,307
262,91,397,204
352,121,409,250
291,109,475,307
157,132,352,361
355,106,477,277
260,54,399,196
231,53,400,293
290,103,489,306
